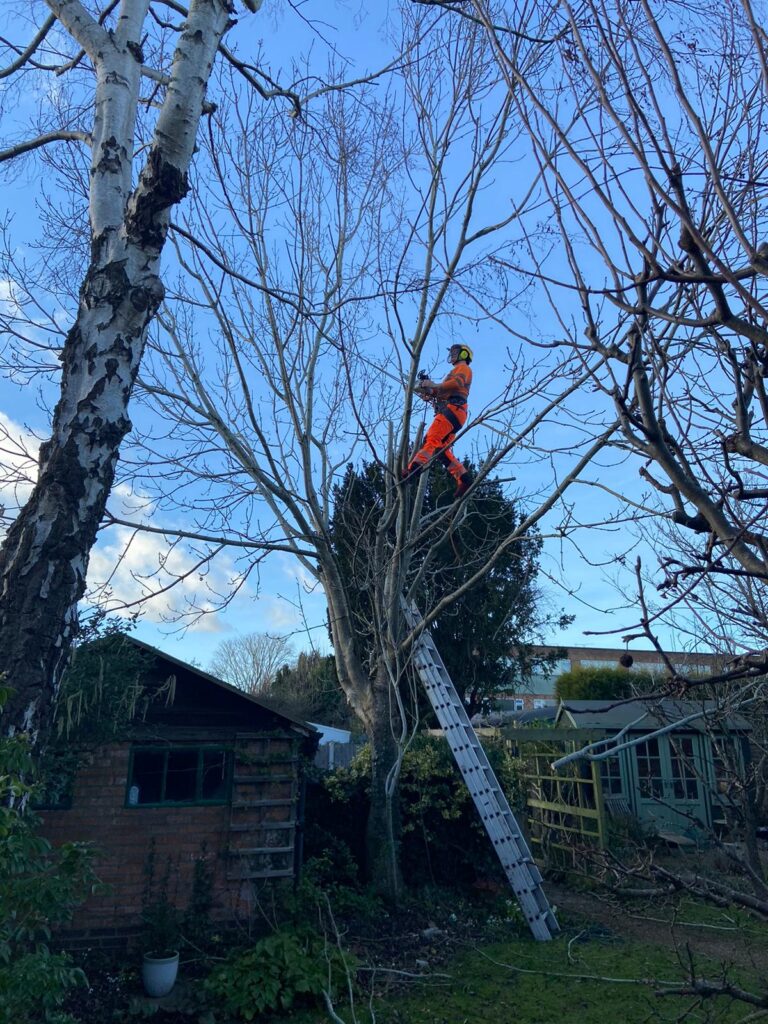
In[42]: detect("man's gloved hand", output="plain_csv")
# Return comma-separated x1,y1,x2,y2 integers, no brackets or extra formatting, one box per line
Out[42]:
414,376,437,396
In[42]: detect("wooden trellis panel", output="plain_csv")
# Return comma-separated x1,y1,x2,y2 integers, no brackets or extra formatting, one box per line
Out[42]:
226,733,300,880
522,745,607,868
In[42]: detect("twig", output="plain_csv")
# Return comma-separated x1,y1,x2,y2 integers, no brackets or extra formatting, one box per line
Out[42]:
567,929,586,964
356,966,453,979
476,948,682,988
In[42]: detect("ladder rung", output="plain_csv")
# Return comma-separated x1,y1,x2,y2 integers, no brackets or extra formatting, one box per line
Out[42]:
231,798,295,808
232,773,294,783
229,817,296,828
226,868,294,880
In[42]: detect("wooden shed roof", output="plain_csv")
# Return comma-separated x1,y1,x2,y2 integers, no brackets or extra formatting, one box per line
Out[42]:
127,636,318,738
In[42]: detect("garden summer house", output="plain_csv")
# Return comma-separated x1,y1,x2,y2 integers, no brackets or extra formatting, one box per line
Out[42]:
511,698,752,860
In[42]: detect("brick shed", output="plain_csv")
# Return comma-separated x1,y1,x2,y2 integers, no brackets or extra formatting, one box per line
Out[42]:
38,639,318,949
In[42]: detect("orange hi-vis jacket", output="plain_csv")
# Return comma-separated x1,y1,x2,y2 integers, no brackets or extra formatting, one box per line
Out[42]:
430,362,472,405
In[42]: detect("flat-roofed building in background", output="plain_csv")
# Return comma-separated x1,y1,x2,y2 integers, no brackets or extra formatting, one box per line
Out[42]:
498,645,725,715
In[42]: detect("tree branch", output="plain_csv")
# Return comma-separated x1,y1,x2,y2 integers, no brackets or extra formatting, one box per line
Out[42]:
0,130,91,164
0,14,56,79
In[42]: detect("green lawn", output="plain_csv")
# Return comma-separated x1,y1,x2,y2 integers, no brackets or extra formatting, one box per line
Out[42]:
291,926,766,1024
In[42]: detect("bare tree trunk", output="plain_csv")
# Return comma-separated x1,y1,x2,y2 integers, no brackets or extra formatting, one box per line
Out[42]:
325,568,404,900
366,663,404,901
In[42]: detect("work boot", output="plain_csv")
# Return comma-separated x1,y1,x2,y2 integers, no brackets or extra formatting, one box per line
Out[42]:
455,471,472,498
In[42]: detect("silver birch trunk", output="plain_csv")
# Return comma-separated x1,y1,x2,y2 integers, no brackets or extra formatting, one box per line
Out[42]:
0,0,239,740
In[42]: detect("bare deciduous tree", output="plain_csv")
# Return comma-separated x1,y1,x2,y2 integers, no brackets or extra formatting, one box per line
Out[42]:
109,6,610,897
456,0,768,932
463,0,768,671
209,631,294,695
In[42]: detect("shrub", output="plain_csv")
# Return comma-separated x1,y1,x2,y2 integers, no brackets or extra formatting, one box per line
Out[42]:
305,735,525,888
398,734,524,885
0,688,98,1024
205,930,355,1020
555,666,651,701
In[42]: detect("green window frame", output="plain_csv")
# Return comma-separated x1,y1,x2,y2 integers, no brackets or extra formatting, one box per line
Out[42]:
126,745,232,807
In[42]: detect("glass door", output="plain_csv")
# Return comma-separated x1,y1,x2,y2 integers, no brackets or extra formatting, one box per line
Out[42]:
634,734,707,833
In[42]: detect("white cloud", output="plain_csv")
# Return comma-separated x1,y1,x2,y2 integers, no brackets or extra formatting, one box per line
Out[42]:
0,411,41,516
0,428,328,649
0,417,269,636
0,278,22,316
110,480,158,519
85,524,239,627
278,552,320,594
185,612,227,634
261,595,303,630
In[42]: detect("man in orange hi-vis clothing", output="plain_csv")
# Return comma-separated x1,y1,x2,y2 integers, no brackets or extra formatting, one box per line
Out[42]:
404,343,473,498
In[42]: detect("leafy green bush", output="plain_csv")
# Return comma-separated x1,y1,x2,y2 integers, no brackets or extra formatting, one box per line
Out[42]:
205,930,354,1020
306,735,525,888
555,666,651,700
0,687,98,1024
398,734,524,885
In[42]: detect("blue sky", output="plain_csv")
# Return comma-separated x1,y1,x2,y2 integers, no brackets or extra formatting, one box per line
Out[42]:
0,1,715,673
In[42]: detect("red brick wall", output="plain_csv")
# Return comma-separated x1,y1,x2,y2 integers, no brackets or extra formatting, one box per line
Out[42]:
39,742,240,943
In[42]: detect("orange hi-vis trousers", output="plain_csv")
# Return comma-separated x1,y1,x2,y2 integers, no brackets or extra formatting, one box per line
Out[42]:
408,403,468,482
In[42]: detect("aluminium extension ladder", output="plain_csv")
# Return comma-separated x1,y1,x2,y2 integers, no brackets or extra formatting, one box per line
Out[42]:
402,599,559,941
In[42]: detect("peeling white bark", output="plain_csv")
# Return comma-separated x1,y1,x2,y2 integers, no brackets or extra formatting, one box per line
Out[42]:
0,0,245,740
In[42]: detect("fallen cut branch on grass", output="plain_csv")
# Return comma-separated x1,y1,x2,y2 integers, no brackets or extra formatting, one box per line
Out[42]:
476,948,682,988
625,912,741,932
656,977,768,1009
655,937,768,1019
599,847,768,921
648,864,768,921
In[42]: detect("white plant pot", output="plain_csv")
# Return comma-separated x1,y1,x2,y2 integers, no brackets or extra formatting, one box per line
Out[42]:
142,951,179,998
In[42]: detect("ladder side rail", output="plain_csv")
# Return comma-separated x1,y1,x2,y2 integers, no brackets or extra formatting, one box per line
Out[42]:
403,598,559,941
414,651,532,841
413,639,538,852
419,669,545,867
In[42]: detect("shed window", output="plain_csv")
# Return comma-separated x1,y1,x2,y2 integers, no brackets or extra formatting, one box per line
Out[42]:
128,747,230,806
635,737,663,799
